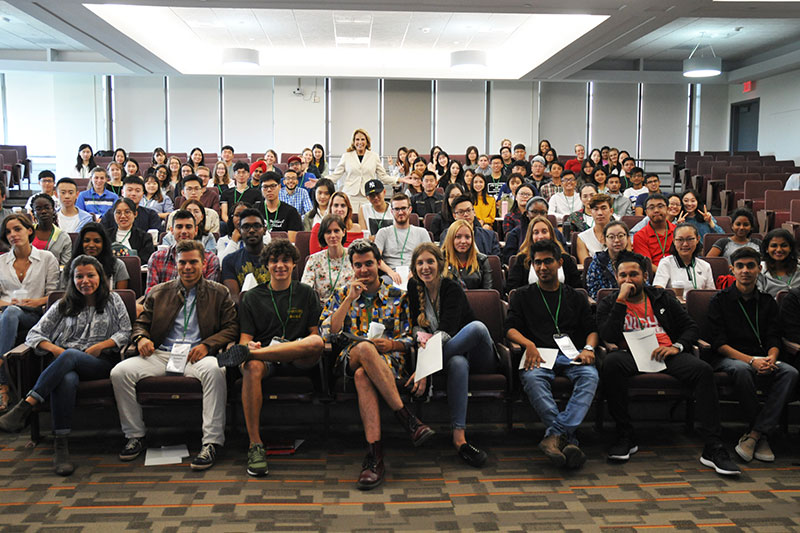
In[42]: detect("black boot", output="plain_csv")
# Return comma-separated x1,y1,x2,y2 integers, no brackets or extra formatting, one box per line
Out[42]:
393,406,435,447
0,399,32,433
357,441,384,490
53,436,74,476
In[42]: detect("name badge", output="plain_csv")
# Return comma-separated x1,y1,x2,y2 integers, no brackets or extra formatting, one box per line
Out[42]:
166,343,191,375
553,334,580,359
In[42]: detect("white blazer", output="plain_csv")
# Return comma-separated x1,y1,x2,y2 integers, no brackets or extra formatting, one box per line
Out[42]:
329,150,393,197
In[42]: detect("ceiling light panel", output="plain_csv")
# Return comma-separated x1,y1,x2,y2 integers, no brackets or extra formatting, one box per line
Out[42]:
84,4,607,79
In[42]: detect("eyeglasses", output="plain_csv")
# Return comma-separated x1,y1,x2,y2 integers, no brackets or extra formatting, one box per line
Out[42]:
527,210,547,217
562,177,576,182
392,206,410,212
674,237,697,244
645,203,666,210
532,257,556,266
183,186,202,193
261,184,279,190
606,233,627,241
240,223,264,231
453,208,474,216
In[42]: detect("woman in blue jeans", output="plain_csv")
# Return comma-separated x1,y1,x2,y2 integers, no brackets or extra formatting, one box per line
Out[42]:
0,255,131,476
406,242,497,467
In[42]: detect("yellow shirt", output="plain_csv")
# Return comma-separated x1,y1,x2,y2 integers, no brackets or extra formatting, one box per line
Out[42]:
474,195,497,226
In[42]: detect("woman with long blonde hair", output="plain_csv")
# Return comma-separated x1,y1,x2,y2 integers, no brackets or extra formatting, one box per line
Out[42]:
405,242,496,468
507,215,581,292
442,220,491,289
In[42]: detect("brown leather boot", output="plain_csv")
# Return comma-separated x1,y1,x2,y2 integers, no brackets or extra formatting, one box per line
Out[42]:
394,406,435,447
357,441,384,490
539,433,567,467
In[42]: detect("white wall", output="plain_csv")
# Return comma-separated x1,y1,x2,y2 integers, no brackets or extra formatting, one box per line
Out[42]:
640,83,689,160
222,76,274,155
730,69,800,164
697,83,728,151
114,76,166,152
6,73,56,159
539,81,588,156
330,78,380,157
435,79,485,156
488,80,537,155
168,75,220,154
589,82,638,154
383,80,432,160
272,77,325,158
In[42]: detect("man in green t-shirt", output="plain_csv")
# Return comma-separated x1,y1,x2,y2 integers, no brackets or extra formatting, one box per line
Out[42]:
218,239,324,477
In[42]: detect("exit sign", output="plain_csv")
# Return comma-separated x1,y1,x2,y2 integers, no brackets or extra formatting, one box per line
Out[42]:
743,80,755,93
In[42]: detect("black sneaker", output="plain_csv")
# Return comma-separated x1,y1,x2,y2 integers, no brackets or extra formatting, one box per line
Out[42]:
700,444,741,476
217,344,252,368
119,437,145,461
191,443,219,471
563,443,587,469
458,442,488,468
607,435,638,461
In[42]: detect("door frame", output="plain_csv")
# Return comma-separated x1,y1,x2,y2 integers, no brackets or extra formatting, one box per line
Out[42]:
729,97,760,152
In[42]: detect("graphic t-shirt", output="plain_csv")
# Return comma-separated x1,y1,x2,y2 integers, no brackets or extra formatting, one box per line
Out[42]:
624,297,672,347
221,247,270,289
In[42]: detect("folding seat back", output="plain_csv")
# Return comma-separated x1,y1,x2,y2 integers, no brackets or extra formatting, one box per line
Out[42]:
120,255,143,298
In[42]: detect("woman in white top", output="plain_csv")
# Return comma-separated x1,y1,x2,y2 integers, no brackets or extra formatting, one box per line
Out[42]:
301,214,355,302
548,170,580,219
329,129,394,210
302,178,335,232
70,144,96,180
653,223,715,291
0,214,60,412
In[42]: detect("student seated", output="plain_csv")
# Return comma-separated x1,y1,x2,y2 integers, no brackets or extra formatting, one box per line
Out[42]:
411,171,444,219
279,168,313,217
441,220,492,290
597,251,740,476
217,240,324,477
632,193,674,268
708,247,798,463
576,193,615,265
111,240,238,471
0,256,131,475
563,183,597,236
0,214,60,413
30,193,72,267
63,222,129,290
779,286,800,345
104,198,155,264
301,215,355,302
374,194,431,284
652,223,715,291
707,208,761,263
166,175,221,234
677,189,724,239
585,221,630,300
256,171,303,238
440,195,501,257
320,239,434,490
221,208,270,300
507,239,599,468
757,229,800,297
162,200,218,254
406,243,496,467
506,215,580,293
56,178,93,233
76,167,118,219
309,192,363,254
101,176,162,233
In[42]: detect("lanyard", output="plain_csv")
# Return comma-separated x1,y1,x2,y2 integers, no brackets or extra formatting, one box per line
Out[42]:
40,226,55,249
778,271,796,289
117,228,132,245
264,201,280,231
627,296,648,329
182,293,197,340
537,283,562,335
738,298,761,347
234,186,248,205
269,281,293,339
652,224,668,257
567,193,575,213
393,225,412,263
111,184,122,196
327,249,344,293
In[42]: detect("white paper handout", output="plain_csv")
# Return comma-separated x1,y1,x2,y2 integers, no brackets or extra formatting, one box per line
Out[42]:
623,328,667,372
241,273,259,292
144,445,189,466
519,347,559,370
415,332,444,382
394,266,410,291
367,321,386,340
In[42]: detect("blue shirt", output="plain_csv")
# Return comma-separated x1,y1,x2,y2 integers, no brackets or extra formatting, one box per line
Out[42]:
159,286,202,350
279,187,313,217
76,189,118,217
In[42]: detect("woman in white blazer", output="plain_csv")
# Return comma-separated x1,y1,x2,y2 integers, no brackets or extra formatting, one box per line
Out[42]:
329,129,395,210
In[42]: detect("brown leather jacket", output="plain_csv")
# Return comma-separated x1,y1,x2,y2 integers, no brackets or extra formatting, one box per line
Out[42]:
132,277,238,355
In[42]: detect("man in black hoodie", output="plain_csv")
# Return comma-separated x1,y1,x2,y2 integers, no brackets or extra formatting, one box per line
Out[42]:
597,250,740,476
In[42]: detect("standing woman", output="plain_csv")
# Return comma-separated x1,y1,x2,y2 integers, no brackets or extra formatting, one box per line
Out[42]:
106,162,125,196
678,189,724,238
189,147,205,172
311,143,327,175
442,220,492,290
113,148,127,167
71,144,96,180
538,140,552,158
653,223,715,290
464,146,480,171
758,228,800,297
141,174,173,220
31,194,72,267
262,149,284,178
167,156,183,195
309,192,362,254
0,255,131,476
64,222,129,290
304,178,335,231
406,243,496,467
105,198,155,264
506,216,581,292
212,161,232,192
301,214,355,302
329,129,394,210
439,159,464,190
585,220,630,299
151,147,167,169
471,174,496,231
0,214,60,412
431,183,466,240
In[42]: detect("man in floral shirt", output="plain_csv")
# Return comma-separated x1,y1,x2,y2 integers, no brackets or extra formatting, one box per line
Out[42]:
320,239,434,490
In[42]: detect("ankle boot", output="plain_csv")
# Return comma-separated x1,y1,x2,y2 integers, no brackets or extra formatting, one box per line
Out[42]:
393,406,435,447
357,441,384,490
53,436,75,476
0,399,33,433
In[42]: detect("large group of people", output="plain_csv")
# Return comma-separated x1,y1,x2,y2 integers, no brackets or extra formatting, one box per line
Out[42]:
0,131,799,490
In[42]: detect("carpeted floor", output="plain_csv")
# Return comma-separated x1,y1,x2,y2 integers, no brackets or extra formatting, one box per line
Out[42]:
2,419,800,532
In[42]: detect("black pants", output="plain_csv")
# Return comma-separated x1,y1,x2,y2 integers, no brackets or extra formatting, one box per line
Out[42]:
601,350,722,445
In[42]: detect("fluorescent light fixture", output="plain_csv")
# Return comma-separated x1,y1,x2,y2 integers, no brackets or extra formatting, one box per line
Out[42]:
450,50,487,69
84,5,608,79
222,47,259,67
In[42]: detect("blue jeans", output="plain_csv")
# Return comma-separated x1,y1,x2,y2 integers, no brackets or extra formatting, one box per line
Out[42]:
0,305,42,386
714,357,799,434
521,361,599,443
28,349,114,434
440,321,497,430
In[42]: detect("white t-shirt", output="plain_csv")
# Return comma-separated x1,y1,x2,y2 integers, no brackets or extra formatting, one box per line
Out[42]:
115,229,132,248
58,212,81,233
548,192,580,219
623,186,648,204
578,227,605,257
374,225,431,269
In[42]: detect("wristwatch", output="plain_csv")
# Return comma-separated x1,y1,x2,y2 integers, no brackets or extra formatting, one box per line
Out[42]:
583,344,595,352
671,342,684,353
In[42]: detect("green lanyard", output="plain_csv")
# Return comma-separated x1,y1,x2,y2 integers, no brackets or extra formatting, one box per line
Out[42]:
269,281,293,339
627,296,649,328
778,271,796,289
685,260,698,290
652,224,668,257
116,228,132,246
233,186,247,205
393,225,412,263
264,201,280,232
537,283,562,335
182,293,197,340
327,250,344,294
738,298,761,347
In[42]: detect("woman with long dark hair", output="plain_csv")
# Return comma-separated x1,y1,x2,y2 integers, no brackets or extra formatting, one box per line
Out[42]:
538,139,552,158
304,178,335,231
71,144,96,179
758,228,800,297
189,147,205,171
431,183,466,240
439,159,464,190
113,148,127,167
311,143,327,175
406,242,496,467
386,146,408,179
105,198,155,263
0,255,131,476
141,174,173,220
64,222,129,290
506,216,581,292
677,189,724,238
653,222,715,290
124,158,140,177
464,146,480,171
470,174,495,231
707,208,761,262
151,147,167,168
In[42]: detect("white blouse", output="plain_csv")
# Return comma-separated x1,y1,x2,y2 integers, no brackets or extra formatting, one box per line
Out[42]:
652,255,716,290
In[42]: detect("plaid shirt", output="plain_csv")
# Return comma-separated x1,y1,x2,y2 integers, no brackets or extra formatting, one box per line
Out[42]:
538,181,563,202
320,280,412,378
502,210,525,236
145,245,221,293
279,187,313,217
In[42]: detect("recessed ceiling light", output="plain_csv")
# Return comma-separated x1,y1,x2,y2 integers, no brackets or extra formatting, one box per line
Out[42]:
222,47,259,67
421,27,430,34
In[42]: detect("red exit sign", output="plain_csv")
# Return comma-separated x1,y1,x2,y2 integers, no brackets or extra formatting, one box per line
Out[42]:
743,80,755,93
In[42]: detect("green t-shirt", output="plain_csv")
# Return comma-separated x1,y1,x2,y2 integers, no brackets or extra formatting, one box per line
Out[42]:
240,280,322,342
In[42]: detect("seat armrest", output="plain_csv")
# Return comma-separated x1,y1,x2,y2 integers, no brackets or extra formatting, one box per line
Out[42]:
4,343,31,359
706,179,725,208
782,338,800,357
757,209,774,234
495,343,513,389
719,189,734,217
737,198,753,211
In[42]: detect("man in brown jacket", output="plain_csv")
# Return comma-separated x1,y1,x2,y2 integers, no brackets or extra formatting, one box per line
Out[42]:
110,240,238,471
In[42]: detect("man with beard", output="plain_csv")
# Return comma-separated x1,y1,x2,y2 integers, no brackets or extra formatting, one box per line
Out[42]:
221,208,270,299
